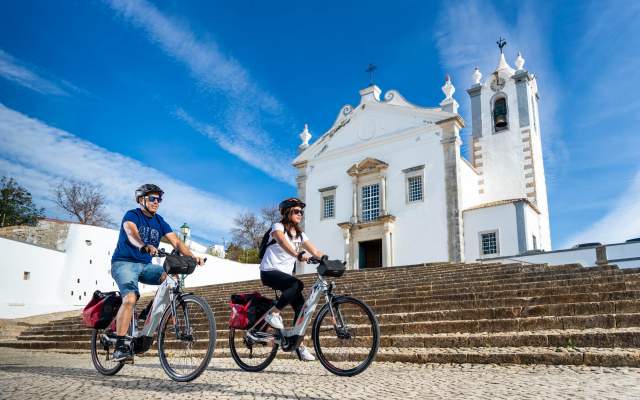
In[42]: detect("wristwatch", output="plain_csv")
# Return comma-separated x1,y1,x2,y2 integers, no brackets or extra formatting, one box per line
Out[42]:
297,251,305,261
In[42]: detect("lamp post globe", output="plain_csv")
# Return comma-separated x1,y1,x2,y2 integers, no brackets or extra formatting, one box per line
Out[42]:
180,222,191,243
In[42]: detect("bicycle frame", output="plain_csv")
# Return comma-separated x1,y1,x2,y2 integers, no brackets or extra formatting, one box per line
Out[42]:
101,274,190,353
248,273,334,350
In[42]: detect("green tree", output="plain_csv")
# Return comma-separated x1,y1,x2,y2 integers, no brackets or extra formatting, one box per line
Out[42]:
225,243,260,264
0,176,45,227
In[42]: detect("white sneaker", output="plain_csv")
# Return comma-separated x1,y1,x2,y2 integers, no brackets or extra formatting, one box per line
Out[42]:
295,345,316,361
264,311,284,330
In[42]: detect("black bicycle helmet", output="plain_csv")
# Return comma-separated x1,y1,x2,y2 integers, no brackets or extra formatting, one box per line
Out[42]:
279,197,306,215
135,184,164,202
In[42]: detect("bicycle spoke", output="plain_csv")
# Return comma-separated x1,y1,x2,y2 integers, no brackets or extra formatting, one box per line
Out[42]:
158,295,215,382
313,297,379,376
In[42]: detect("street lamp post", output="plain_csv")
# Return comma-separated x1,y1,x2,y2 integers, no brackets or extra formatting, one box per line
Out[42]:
180,222,191,244
178,222,191,289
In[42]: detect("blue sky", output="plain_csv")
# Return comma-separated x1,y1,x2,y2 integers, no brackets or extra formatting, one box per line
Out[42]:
0,0,639,248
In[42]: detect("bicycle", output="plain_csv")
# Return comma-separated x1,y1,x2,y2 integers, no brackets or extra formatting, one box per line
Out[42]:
90,249,216,382
229,256,380,377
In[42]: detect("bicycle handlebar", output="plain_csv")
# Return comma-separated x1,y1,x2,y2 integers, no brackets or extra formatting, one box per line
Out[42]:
156,248,207,264
306,255,328,264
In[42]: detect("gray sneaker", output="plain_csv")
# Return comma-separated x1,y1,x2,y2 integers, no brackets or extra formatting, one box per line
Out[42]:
112,344,133,362
264,311,284,330
295,345,315,361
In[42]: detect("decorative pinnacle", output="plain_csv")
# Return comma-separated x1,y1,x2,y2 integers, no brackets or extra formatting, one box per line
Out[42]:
497,37,507,53
299,123,312,148
515,52,525,70
472,67,482,84
441,74,455,100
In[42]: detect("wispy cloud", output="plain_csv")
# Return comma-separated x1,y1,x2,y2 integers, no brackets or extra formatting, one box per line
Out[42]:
433,1,567,178
563,170,640,246
559,1,640,247
0,103,244,240
175,108,295,183
0,49,84,96
106,0,296,184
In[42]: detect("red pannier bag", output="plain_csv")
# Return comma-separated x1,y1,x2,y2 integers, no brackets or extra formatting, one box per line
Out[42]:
229,302,250,329
229,292,272,329
82,291,122,329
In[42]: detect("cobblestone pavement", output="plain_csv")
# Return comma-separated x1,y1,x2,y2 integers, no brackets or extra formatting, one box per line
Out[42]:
1,349,639,400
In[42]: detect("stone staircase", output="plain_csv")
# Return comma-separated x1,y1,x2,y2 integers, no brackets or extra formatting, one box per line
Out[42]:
3,261,640,366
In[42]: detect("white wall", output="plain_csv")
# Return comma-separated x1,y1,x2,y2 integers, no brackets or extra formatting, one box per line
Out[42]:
463,203,519,261
0,237,69,318
524,205,542,251
460,160,480,210
484,242,640,269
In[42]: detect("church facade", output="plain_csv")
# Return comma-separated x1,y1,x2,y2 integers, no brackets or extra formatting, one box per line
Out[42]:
293,50,551,272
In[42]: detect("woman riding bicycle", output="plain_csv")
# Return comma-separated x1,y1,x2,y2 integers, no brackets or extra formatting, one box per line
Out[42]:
260,197,324,362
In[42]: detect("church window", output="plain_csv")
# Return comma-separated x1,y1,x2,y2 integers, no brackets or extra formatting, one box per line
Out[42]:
480,231,499,256
532,235,537,250
23,271,30,280
361,184,380,222
407,176,424,202
493,97,508,131
322,194,335,219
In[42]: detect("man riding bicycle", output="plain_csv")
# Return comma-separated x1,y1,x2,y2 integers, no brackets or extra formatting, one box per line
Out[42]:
110,184,204,362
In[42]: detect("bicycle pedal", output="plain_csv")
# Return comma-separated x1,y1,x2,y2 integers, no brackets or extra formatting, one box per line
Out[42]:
123,357,134,365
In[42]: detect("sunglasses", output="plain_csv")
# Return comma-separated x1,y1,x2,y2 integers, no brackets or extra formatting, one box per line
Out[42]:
146,195,163,204
291,209,304,216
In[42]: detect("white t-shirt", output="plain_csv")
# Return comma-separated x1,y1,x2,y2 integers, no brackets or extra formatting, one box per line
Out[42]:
259,223,309,274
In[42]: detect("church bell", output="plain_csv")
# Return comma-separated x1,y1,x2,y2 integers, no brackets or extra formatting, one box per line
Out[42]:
495,114,507,128
493,98,508,129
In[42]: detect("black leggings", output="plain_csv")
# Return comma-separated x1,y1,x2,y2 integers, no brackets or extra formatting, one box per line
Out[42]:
260,270,305,324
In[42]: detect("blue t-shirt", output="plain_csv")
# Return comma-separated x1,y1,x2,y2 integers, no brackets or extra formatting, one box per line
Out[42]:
111,208,173,264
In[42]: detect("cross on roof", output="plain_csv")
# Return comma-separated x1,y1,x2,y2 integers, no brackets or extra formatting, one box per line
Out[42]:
496,37,507,53
365,63,377,86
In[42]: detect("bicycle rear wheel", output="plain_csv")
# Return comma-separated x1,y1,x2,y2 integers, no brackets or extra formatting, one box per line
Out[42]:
312,296,380,377
229,323,279,372
157,294,216,382
90,328,124,375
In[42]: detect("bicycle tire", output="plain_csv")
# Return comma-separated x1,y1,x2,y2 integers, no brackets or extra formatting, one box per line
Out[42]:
157,294,216,382
312,296,380,377
229,325,279,372
90,329,124,376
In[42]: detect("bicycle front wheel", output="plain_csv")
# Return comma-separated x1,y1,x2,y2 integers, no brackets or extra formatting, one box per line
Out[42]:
157,294,216,382
312,296,380,377
90,328,124,376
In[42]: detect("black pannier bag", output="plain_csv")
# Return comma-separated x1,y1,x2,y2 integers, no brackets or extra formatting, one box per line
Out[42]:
163,254,197,275
82,291,122,329
230,292,274,328
317,258,346,277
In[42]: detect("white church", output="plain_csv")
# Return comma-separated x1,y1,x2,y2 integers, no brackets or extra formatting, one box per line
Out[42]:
293,48,551,272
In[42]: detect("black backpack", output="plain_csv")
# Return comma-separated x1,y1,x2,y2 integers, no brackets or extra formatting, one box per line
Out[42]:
258,229,276,260
258,226,300,260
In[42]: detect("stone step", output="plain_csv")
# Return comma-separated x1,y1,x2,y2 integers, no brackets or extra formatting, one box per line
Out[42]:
17,327,640,350
5,341,639,367
196,273,640,306
185,263,585,297
17,312,640,343
24,299,640,335
23,292,640,333
191,265,597,299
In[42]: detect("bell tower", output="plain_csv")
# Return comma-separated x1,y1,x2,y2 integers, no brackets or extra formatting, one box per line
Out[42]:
466,39,551,250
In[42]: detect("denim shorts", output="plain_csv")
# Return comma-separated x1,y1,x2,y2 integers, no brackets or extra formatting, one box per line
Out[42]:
111,261,165,298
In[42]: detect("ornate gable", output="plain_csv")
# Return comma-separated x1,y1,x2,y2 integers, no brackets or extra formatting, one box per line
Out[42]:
347,157,389,177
